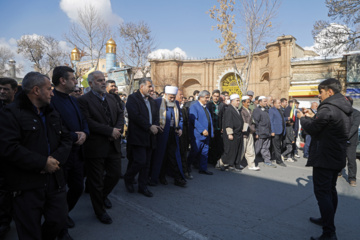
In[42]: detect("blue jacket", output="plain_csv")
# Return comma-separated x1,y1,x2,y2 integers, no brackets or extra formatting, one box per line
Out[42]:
188,101,214,141
269,107,287,136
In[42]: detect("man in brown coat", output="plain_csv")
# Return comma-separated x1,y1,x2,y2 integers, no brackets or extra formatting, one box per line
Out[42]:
240,96,260,171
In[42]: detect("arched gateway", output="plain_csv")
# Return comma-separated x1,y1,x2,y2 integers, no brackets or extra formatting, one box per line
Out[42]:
221,73,242,96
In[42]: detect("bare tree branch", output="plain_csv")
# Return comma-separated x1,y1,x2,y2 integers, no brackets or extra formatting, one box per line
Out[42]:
64,4,110,69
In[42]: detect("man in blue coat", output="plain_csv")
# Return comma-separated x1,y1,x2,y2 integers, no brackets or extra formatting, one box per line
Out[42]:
269,99,288,167
187,90,214,175
149,86,186,187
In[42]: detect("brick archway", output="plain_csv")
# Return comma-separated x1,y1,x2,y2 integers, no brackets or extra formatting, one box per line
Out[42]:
183,79,201,98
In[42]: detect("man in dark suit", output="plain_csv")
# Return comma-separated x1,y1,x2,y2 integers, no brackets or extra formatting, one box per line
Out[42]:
269,99,288,167
206,89,225,166
78,71,124,224
124,78,161,197
0,77,18,239
51,66,90,240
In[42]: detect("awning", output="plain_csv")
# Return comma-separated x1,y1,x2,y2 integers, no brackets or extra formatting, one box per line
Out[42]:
288,85,319,97
346,87,360,99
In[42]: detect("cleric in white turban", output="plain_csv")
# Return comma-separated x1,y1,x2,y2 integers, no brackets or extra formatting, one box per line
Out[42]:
149,86,186,187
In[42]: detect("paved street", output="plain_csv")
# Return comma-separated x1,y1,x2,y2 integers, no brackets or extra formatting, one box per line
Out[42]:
5,154,360,240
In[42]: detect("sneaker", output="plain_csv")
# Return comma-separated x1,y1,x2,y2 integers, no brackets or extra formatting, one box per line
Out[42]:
295,154,300,158
286,158,294,163
350,180,357,187
281,155,285,162
264,163,277,168
184,172,193,180
215,160,220,169
248,166,260,171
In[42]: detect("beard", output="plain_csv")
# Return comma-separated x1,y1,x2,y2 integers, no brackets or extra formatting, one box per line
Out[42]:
165,99,176,107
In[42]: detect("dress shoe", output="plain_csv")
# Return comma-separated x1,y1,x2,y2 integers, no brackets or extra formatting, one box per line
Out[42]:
124,179,135,193
148,180,157,186
97,212,113,224
309,217,323,226
310,233,337,240
277,162,287,167
174,178,187,187
199,170,213,175
58,230,74,240
104,197,112,209
138,188,153,197
66,216,75,228
159,177,168,185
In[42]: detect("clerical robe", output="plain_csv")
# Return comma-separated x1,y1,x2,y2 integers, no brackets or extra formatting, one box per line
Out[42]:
222,105,244,167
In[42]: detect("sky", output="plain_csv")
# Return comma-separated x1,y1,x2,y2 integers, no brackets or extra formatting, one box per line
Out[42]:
0,0,331,76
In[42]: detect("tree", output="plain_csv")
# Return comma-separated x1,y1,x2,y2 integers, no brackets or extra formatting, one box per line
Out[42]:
312,0,360,55
208,0,280,94
65,4,111,69
17,35,67,75
118,21,156,94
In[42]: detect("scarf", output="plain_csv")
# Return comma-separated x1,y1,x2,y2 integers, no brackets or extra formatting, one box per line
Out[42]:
159,96,179,129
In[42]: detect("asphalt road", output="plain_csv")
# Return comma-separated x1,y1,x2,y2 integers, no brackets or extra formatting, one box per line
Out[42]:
5,153,360,240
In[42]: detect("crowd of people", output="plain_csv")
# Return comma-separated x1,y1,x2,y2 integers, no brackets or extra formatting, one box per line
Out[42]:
0,67,358,240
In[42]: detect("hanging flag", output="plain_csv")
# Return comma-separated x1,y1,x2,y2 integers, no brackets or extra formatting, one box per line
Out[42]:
81,67,96,88
289,102,296,121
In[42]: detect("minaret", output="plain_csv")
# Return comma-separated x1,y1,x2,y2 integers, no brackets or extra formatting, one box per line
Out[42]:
106,38,117,72
71,47,80,73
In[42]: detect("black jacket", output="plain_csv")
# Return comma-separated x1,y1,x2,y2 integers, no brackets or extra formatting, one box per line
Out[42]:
300,93,352,170
206,101,225,131
126,91,159,149
252,106,271,138
349,108,360,147
0,93,72,191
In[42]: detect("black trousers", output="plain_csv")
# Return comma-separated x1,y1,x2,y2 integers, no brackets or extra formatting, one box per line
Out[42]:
86,146,122,216
346,144,357,181
208,129,223,165
0,175,12,232
125,144,152,190
272,134,284,164
160,128,182,180
12,175,67,240
313,167,339,235
63,149,84,212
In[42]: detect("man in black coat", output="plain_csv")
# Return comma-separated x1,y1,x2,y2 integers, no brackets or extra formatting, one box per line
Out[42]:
206,89,225,166
344,96,360,187
78,71,124,224
0,77,18,239
221,94,244,171
297,78,352,240
252,96,277,168
124,78,160,198
0,72,72,240
51,66,90,239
